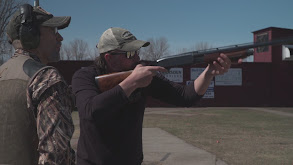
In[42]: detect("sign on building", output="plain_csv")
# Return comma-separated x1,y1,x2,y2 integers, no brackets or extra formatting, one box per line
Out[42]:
190,68,205,80
189,68,214,98
186,80,214,99
162,68,183,83
203,81,214,98
215,68,242,86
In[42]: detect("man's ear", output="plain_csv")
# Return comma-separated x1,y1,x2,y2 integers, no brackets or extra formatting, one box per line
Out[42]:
104,53,111,62
104,53,115,69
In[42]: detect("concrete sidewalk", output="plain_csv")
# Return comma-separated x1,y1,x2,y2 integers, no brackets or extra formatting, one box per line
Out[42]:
71,107,293,164
142,128,227,165
71,127,227,165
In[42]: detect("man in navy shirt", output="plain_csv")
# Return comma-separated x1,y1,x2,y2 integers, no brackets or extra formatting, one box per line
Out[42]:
72,27,232,165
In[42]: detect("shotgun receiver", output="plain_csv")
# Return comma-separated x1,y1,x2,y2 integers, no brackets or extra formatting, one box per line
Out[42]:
95,36,293,92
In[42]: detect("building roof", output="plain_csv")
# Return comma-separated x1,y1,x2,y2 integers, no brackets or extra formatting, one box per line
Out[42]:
252,27,293,33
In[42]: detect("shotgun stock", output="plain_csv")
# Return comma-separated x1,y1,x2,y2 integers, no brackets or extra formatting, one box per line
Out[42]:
95,36,293,92
95,70,133,93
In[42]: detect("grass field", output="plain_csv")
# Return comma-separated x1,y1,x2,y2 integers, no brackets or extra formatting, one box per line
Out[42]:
143,108,293,165
72,108,293,165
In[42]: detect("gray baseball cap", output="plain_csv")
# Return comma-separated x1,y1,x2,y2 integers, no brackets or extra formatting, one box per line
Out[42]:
6,4,71,43
97,27,150,54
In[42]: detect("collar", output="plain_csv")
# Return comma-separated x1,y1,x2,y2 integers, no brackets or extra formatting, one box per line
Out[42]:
14,49,42,63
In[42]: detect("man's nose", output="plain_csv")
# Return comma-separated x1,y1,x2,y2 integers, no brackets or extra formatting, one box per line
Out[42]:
56,32,63,41
135,54,140,61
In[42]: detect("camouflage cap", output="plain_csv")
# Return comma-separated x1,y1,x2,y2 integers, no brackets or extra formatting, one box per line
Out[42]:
6,4,71,42
97,27,150,54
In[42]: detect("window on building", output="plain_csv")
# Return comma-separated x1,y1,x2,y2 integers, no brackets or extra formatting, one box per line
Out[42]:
256,32,269,53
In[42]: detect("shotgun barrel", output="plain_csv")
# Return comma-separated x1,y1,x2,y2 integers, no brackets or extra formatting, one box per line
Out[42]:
95,36,293,92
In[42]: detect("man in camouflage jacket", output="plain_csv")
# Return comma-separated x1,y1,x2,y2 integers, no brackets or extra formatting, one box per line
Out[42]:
0,4,75,165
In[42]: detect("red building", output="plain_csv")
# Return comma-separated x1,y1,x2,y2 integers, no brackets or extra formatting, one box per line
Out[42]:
50,27,293,107
253,27,293,63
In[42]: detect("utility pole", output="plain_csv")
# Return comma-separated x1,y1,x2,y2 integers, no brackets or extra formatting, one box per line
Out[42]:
34,0,39,7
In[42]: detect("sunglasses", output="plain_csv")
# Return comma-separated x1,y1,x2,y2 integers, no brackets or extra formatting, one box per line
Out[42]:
50,27,58,35
110,50,140,59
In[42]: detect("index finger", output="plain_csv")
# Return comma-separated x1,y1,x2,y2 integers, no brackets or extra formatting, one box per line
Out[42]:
220,53,232,64
220,53,230,61
146,66,167,73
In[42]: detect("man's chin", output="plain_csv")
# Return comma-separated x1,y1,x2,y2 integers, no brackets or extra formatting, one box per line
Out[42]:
48,54,60,63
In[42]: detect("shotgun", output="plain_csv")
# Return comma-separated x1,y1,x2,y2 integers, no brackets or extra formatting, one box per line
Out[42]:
95,36,293,92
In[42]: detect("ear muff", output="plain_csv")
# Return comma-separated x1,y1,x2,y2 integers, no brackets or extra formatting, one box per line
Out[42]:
19,4,40,49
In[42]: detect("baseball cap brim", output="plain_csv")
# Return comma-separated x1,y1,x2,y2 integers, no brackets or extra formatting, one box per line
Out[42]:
42,16,71,30
120,40,150,52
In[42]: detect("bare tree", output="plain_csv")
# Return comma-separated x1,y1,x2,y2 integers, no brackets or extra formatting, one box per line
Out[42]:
60,38,95,60
175,42,213,55
174,47,189,55
140,37,170,61
60,44,72,60
0,0,27,65
90,47,100,60
0,41,13,64
71,39,89,60
193,42,213,51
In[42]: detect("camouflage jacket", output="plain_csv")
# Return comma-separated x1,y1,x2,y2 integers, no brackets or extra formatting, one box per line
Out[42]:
27,58,76,165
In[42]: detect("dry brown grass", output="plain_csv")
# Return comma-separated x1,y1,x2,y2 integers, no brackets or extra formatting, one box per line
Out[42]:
143,108,293,165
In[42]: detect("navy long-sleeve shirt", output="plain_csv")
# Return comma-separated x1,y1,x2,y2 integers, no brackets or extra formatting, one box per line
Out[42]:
71,65,202,165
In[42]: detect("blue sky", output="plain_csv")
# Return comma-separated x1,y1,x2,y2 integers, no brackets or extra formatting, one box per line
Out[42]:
28,0,293,54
